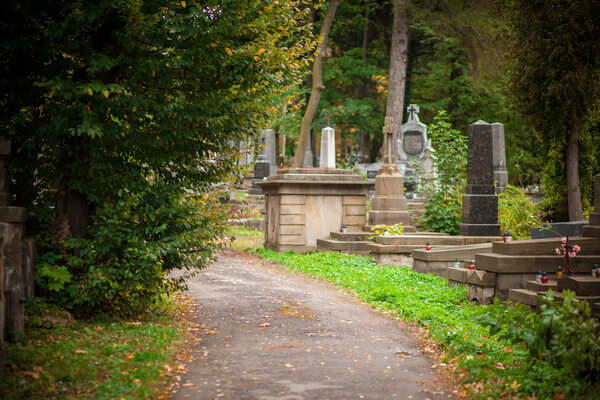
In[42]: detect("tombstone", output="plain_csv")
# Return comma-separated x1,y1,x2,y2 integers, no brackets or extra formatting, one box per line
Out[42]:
367,118,415,231
398,104,432,198
399,105,429,161
319,125,336,169
302,134,313,168
248,133,270,195
263,129,278,176
460,120,500,236
491,123,508,193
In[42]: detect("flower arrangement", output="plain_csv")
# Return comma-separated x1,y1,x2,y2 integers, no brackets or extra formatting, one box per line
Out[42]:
555,236,580,276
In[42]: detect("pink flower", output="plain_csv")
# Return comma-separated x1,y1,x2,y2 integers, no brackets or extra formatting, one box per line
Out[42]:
573,245,581,253
569,252,576,258
555,248,561,255
561,236,568,243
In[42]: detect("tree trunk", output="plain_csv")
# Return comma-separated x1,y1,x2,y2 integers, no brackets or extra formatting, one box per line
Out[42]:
566,125,583,221
358,3,369,161
385,0,409,161
57,188,91,240
292,0,339,168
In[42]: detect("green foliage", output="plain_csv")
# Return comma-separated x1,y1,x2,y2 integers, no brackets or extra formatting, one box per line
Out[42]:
480,291,600,398
0,296,188,400
2,1,316,316
418,110,467,235
508,0,600,219
256,249,600,399
498,185,543,240
35,253,72,292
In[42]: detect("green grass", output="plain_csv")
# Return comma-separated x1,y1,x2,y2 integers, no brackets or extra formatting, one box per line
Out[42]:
226,225,263,251
256,249,600,399
0,295,190,400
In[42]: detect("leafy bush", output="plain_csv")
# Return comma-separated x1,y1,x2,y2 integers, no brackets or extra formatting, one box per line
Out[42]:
481,291,600,398
35,180,228,317
418,110,467,235
498,184,544,239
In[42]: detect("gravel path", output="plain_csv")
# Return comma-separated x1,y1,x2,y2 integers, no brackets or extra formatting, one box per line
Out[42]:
170,249,457,400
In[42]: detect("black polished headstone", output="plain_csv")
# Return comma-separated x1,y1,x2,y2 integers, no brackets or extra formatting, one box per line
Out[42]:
460,120,500,236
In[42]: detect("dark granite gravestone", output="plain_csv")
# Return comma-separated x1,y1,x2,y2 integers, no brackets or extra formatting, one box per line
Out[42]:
460,120,500,236
248,134,270,195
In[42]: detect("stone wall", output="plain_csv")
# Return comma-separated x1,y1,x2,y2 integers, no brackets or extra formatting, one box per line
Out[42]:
0,138,35,374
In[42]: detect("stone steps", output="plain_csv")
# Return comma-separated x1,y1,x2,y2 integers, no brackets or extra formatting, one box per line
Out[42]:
526,280,557,292
329,231,373,241
508,288,541,307
508,276,600,313
377,235,500,247
316,239,371,253
474,253,600,274
491,236,600,255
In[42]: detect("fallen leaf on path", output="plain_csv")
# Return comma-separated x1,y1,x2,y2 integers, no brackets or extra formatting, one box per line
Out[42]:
283,363,293,368
258,323,271,328
74,350,88,354
206,331,218,335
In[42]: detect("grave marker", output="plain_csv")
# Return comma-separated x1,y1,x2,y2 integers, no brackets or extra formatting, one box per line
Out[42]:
460,120,500,236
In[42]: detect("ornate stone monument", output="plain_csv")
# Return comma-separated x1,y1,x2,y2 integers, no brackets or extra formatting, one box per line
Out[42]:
398,104,432,198
399,104,429,161
367,118,414,231
460,120,500,236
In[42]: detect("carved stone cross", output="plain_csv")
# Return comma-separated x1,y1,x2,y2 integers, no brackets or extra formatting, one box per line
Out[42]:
407,104,419,121
383,117,394,164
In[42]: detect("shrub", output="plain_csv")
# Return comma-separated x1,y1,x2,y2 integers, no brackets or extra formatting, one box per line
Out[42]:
498,184,544,239
418,110,467,235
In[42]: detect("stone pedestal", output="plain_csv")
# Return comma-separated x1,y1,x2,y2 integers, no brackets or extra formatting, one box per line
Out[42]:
368,163,413,228
259,168,373,253
460,120,500,236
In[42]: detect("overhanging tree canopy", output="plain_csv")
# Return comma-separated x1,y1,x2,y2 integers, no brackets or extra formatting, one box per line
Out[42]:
1,0,317,315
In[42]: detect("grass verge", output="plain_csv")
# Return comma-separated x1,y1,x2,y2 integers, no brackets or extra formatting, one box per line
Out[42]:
0,294,191,400
254,248,600,400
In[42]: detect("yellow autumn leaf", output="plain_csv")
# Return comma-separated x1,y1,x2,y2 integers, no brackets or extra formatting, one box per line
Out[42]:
152,70,156,77
210,42,218,48
256,48,266,54
254,56,258,62
225,47,232,55
103,90,109,99
166,62,169,67
87,88,93,96
510,380,520,390
132,106,137,112
180,1,186,7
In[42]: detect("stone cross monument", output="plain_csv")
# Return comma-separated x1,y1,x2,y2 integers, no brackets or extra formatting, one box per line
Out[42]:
398,104,431,198
460,120,500,236
367,118,414,231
